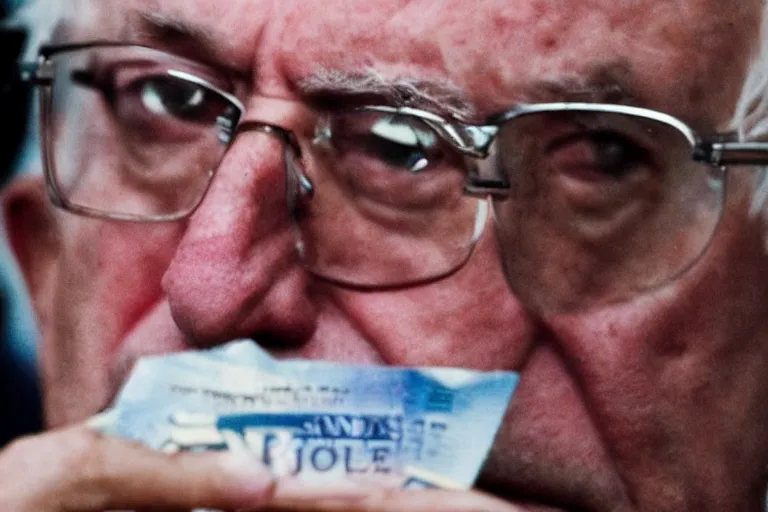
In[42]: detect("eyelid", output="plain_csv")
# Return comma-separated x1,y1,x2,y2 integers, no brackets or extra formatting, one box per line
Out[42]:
370,118,437,148
545,130,627,155
371,119,419,146
78,50,239,96
539,115,657,159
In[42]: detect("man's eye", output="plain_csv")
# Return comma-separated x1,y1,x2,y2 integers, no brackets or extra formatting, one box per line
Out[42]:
358,136,431,172
320,112,466,212
133,76,218,123
547,131,648,180
71,67,232,141
358,116,440,173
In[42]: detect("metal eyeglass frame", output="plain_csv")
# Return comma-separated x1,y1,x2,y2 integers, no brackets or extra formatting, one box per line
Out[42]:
356,103,768,197
23,42,768,223
26,42,257,222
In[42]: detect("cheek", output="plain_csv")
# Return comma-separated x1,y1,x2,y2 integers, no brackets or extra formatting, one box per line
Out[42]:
53,219,185,362
544,193,768,443
331,231,535,370
39,216,185,425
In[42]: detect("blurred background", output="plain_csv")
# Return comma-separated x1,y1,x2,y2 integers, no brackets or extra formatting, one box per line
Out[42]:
0,0,44,446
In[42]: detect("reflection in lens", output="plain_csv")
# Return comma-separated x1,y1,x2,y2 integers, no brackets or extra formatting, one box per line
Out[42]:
289,110,486,287
491,109,724,311
47,46,239,220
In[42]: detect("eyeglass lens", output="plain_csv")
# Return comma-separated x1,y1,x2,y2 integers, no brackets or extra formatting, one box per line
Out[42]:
287,110,487,287
491,109,725,311
46,46,239,220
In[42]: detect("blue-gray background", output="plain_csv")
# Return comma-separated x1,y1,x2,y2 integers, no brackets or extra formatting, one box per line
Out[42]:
1,0,44,446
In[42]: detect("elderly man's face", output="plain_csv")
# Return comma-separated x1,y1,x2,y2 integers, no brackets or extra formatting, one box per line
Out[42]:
7,0,768,510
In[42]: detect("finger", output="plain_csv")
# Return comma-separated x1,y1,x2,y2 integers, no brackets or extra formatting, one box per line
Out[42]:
0,426,274,512
261,479,523,512
221,429,250,453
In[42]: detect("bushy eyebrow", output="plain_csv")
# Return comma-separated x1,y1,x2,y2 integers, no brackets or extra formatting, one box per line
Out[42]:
116,14,639,118
520,62,640,105
296,61,640,122
126,9,249,78
296,69,478,121
135,11,219,49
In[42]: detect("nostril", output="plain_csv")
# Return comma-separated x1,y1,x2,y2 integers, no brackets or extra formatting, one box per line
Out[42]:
162,231,318,351
250,332,306,351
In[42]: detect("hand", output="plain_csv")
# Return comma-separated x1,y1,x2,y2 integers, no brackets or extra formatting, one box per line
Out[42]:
260,478,524,512
0,425,274,512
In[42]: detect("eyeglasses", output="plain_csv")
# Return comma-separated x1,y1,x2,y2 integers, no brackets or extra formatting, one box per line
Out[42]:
27,42,768,310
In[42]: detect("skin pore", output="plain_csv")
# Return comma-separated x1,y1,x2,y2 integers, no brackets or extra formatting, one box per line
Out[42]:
5,0,768,510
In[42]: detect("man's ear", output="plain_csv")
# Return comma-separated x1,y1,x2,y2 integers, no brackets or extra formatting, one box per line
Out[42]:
2,175,60,322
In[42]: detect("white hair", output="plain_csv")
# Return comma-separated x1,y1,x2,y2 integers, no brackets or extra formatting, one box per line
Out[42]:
733,6,768,217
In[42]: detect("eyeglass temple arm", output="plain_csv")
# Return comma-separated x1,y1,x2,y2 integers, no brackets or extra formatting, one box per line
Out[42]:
694,142,768,166
14,60,53,86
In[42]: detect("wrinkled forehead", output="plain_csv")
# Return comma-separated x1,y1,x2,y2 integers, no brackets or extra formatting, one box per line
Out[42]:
72,0,760,122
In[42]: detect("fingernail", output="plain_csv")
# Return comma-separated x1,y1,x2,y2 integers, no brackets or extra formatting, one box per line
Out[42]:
84,409,118,431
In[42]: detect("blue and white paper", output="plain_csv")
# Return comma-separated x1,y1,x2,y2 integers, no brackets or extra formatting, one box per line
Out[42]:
97,341,518,489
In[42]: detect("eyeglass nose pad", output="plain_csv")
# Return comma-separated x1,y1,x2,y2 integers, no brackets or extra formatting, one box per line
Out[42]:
285,146,315,218
286,149,314,200
297,171,314,199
